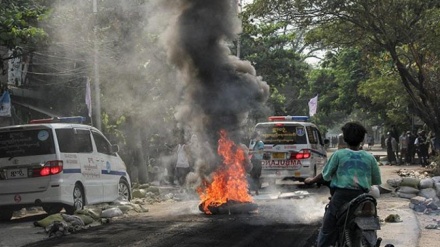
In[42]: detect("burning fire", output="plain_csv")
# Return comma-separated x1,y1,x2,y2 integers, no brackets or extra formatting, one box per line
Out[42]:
197,130,253,214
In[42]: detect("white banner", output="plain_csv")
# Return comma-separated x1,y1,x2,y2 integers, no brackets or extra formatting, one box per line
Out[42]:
308,95,318,117
0,91,11,117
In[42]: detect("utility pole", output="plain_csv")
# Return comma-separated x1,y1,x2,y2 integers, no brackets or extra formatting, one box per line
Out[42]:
236,0,242,58
93,0,101,130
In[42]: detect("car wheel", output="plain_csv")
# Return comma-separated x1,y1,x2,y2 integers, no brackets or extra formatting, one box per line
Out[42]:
118,179,131,201
42,204,64,215
65,184,85,215
0,208,13,221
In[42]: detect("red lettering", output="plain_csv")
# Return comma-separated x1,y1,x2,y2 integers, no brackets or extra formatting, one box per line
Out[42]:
263,160,302,169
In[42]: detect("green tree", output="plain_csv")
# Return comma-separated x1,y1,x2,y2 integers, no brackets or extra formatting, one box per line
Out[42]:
292,0,440,134
0,0,48,74
239,2,313,117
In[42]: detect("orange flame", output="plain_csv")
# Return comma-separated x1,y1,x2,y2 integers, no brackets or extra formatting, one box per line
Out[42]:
197,129,253,214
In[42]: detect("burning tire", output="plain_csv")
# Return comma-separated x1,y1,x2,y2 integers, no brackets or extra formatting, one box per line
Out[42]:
199,200,258,215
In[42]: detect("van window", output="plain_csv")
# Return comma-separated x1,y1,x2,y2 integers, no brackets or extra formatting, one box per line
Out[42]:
92,131,114,155
306,126,317,144
0,129,55,158
256,125,308,145
315,128,325,145
56,129,93,153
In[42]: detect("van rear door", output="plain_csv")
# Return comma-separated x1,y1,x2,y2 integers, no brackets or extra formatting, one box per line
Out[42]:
0,127,56,195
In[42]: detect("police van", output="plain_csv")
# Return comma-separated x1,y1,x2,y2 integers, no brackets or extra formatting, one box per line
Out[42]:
0,117,131,221
251,116,328,185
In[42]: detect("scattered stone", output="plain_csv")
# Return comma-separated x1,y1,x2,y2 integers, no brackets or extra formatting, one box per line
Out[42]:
410,196,427,205
419,178,434,189
379,184,394,194
419,188,437,199
432,176,440,184
425,224,439,229
61,213,85,226
384,214,402,223
400,177,420,189
164,193,174,200
101,207,123,218
398,186,420,194
46,221,69,238
132,189,147,198
435,183,440,197
139,184,150,189
387,177,402,188
414,204,427,212
397,192,418,199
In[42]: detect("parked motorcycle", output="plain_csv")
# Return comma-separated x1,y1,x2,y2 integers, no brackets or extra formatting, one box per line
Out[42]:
316,179,382,247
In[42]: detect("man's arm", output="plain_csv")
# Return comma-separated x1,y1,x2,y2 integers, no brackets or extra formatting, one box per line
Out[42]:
304,173,323,184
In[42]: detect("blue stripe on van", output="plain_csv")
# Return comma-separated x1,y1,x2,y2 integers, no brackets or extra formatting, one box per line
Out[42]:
64,168,81,173
63,168,126,176
101,170,126,176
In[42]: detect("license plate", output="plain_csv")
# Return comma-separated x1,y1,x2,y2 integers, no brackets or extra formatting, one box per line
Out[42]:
6,168,28,179
272,152,285,159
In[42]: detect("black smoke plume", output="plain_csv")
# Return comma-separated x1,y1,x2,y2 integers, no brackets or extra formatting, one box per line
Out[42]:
164,0,270,177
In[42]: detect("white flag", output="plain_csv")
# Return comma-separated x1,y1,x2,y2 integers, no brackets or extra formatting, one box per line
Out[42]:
308,95,318,117
85,78,92,117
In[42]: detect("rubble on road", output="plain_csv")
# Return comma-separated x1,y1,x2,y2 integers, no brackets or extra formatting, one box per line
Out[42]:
384,166,440,231
32,183,188,238
384,214,402,223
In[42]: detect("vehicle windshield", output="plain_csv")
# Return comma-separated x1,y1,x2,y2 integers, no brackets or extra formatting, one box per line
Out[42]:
0,129,55,158
255,124,308,145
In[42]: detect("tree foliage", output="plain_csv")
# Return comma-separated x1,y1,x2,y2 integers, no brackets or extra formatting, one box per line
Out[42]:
240,1,312,116
292,0,440,133
0,0,48,74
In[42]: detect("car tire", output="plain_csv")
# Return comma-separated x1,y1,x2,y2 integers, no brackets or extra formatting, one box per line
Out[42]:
0,208,13,221
118,179,131,201
42,204,64,215
65,183,85,215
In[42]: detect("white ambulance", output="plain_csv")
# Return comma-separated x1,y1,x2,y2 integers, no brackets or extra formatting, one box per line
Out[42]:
251,116,328,185
0,117,131,221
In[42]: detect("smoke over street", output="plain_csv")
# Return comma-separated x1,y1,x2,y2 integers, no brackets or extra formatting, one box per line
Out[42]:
163,0,270,178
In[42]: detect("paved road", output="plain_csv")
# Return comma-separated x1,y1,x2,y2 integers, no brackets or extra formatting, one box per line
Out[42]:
2,186,329,247
1,146,390,247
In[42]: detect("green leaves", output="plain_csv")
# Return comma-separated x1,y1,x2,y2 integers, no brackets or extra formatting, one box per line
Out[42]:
0,0,48,49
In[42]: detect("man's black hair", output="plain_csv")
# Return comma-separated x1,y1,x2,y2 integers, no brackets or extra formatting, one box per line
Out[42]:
342,122,367,146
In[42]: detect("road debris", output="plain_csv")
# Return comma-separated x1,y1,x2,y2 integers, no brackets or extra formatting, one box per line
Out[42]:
384,214,402,223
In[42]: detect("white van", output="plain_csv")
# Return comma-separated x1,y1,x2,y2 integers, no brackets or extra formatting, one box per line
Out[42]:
0,117,131,221
251,116,328,185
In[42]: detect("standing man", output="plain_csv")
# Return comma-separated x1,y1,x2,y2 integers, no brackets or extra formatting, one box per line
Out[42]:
249,131,264,195
175,139,191,186
385,132,398,165
407,131,416,164
415,130,429,167
399,131,408,165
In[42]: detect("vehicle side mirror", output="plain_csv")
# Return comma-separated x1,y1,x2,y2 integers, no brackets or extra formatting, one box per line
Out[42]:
111,144,119,153
324,139,330,145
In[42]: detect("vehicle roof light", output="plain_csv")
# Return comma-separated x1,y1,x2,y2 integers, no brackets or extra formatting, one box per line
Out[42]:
29,116,86,124
268,116,310,122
